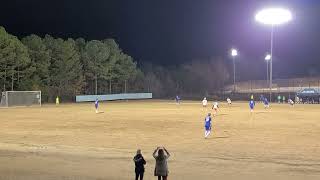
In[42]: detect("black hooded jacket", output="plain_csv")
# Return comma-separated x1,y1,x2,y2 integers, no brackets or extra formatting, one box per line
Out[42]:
133,154,146,173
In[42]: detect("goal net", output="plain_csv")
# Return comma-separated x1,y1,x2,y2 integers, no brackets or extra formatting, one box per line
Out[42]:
0,91,41,107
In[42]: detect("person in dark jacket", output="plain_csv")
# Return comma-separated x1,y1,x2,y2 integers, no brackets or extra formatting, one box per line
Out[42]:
133,149,146,180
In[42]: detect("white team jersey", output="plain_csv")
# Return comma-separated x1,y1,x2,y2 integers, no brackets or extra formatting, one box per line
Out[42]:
289,99,294,104
213,102,218,109
227,98,231,104
202,99,208,106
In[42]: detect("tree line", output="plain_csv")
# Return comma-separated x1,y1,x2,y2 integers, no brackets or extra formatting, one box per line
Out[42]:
141,57,230,99
0,26,141,102
0,26,231,101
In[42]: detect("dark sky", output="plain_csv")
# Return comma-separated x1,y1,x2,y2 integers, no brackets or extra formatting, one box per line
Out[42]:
1,0,320,80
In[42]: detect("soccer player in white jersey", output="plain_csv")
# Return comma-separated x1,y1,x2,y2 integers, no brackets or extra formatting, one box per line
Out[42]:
212,101,219,116
288,98,294,106
227,97,232,106
202,97,208,107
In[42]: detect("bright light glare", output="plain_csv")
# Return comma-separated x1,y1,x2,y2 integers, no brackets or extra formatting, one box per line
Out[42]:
231,49,238,56
265,54,271,61
255,8,292,25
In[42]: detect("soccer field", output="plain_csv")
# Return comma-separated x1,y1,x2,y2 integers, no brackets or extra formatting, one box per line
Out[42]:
0,100,319,180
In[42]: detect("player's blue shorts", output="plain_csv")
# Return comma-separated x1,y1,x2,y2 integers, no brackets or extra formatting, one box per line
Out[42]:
250,105,254,109
95,104,98,109
205,126,211,131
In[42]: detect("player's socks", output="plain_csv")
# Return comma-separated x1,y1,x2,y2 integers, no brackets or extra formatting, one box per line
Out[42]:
205,130,211,138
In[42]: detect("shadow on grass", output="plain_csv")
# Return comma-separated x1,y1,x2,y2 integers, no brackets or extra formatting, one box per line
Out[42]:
213,136,230,139
215,113,228,117
254,111,268,114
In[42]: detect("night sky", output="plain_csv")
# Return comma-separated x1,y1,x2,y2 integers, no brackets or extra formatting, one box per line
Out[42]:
1,0,320,80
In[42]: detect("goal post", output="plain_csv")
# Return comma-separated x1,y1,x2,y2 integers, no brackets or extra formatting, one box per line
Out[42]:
0,91,41,107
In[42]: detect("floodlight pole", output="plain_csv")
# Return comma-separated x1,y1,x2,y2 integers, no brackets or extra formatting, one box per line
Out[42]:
233,56,236,92
266,59,269,86
269,25,274,102
255,8,292,101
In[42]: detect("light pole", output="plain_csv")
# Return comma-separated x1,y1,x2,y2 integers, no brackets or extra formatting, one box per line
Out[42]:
255,8,292,102
265,54,271,87
231,48,238,92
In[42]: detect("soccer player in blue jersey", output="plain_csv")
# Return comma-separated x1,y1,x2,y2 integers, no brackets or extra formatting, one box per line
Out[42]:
204,113,212,139
175,95,181,104
260,94,264,103
249,99,255,113
95,98,99,113
263,97,269,109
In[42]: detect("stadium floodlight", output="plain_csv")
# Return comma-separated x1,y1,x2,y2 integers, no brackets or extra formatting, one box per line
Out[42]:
255,8,292,25
265,54,271,61
231,49,238,57
255,8,292,102
231,48,238,92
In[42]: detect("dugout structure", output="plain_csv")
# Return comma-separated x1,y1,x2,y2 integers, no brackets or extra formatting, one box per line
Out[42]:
0,91,41,107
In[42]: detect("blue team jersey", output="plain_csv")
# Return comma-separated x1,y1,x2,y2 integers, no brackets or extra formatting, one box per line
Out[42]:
95,100,99,108
249,100,255,108
204,116,211,127
263,98,269,105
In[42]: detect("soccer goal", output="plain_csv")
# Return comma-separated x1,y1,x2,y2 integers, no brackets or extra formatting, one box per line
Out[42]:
0,91,41,107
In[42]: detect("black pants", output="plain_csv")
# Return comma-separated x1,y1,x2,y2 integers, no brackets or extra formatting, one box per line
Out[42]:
135,172,144,180
158,176,167,180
